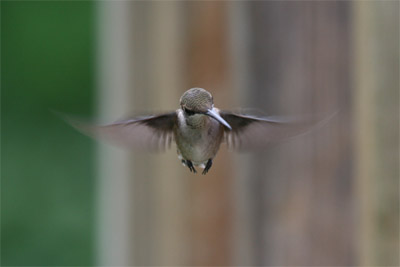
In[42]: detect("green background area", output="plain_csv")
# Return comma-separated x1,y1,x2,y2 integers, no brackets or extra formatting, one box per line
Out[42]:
2,2,95,265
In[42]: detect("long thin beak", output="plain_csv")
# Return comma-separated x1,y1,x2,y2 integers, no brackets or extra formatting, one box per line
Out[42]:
206,109,232,130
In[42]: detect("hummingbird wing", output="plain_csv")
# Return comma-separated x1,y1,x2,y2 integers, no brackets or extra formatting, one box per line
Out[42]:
63,112,177,152
219,111,336,151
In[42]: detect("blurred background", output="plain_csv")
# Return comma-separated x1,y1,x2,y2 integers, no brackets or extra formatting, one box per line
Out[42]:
2,1,398,266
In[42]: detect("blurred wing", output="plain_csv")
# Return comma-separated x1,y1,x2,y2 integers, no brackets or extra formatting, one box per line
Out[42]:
220,111,336,151
64,112,177,152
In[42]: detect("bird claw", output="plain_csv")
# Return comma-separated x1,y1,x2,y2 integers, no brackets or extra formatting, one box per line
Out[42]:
182,159,212,174
202,159,212,175
183,160,197,173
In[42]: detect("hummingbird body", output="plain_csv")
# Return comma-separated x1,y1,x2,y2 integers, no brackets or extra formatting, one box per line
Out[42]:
65,87,334,175
174,108,224,173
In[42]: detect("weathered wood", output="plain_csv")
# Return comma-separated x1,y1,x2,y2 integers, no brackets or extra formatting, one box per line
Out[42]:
353,1,399,265
96,2,135,265
245,2,354,265
97,2,187,265
184,2,233,266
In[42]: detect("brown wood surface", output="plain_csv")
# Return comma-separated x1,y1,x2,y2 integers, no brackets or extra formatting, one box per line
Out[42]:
184,2,233,266
246,2,354,265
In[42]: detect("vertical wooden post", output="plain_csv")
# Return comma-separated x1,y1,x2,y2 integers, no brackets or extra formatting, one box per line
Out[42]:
353,1,399,265
228,2,255,266
96,1,135,265
244,2,354,265
96,2,188,265
184,2,233,265
147,2,188,265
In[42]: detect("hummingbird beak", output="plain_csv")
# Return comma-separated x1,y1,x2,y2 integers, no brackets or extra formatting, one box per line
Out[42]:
206,109,232,130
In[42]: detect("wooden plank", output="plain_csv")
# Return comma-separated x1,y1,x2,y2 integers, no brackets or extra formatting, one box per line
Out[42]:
353,1,400,265
184,2,233,266
245,2,354,265
96,1,135,265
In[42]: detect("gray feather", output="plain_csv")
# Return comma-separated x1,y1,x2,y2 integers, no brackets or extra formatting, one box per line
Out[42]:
60,111,177,152
220,111,337,151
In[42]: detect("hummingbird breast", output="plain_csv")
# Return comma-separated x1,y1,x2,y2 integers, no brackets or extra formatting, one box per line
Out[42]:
174,109,224,166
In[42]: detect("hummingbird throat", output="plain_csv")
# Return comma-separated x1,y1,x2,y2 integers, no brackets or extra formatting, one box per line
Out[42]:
185,113,208,129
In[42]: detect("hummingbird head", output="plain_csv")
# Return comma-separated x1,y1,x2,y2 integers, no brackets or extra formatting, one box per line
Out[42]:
180,87,214,114
180,88,232,130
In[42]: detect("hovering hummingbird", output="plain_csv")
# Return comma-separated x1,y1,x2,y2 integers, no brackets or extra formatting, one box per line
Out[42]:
65,87,334,175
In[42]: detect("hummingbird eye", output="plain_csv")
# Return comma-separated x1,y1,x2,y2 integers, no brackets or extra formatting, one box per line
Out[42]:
183,107,195,116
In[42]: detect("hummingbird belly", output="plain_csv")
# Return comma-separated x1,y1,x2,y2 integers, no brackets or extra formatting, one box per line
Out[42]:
174,113,223,167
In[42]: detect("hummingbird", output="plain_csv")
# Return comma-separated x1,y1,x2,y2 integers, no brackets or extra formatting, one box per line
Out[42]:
64,87,334,175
